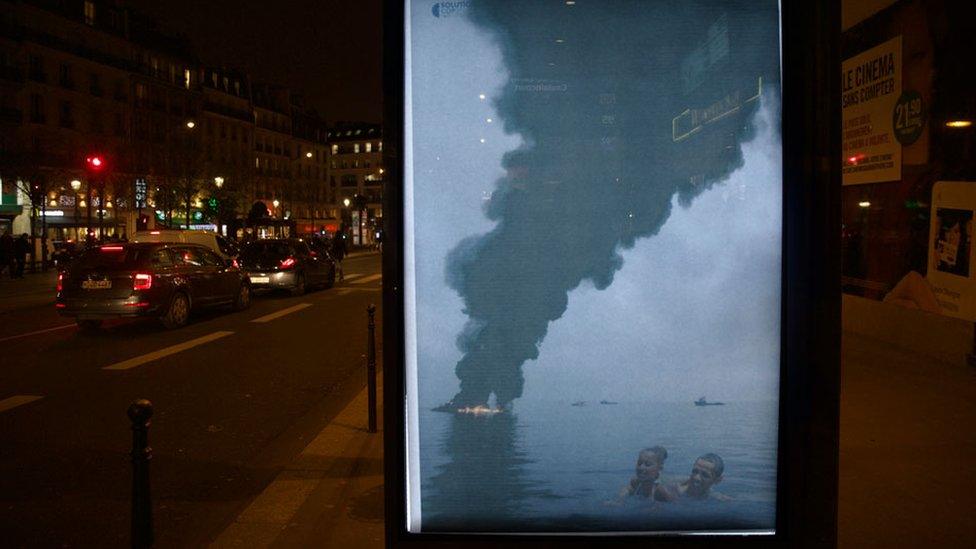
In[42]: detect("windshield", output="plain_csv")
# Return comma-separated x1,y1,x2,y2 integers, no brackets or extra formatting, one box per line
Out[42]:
240,241,292,261
73,247,149,270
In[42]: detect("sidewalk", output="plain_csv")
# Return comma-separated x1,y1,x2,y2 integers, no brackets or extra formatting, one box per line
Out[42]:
211,374,384,549
839,331,976,548
0,268,58,314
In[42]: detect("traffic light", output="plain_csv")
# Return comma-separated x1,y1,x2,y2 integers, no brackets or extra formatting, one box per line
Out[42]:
85,155,106,173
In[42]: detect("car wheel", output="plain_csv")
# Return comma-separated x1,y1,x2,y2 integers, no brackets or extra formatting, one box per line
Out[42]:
160,292,190,329
77,319,102,332
291,273,306,296
234,283,251,311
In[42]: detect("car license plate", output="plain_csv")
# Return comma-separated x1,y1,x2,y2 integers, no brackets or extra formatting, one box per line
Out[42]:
82,280,111,289
250,276,270,284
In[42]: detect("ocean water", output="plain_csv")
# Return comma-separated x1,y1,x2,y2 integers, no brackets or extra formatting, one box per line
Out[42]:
418,398,778,533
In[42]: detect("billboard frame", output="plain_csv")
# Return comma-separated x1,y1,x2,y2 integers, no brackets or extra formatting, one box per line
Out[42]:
382,1,841,546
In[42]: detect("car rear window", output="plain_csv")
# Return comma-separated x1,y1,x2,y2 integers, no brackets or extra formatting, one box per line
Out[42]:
74,247,149,270
241,241,292,261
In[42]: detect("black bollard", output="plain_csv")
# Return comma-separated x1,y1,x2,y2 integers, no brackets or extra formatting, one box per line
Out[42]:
367,304,377,433
128,399,154,549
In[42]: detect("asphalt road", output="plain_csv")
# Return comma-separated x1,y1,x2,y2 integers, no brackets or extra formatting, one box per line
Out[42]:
0,253,383,547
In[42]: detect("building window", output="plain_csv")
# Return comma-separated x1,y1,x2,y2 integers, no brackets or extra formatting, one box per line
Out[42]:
378,141,383,152
89,73,102,96
331,144,338,155
365,142,372,153
354,143,360,153
28,55,44,82
59,101,74,128
30,94,44,124
184,68,191,89
59,63,73,89
84,1,96,26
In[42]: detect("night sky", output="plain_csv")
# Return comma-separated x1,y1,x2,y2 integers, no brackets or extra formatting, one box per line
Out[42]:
127,0,382,124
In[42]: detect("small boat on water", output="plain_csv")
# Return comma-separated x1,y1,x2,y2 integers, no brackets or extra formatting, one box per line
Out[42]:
694,396,725,406
599,400,618,405
571,401,586,407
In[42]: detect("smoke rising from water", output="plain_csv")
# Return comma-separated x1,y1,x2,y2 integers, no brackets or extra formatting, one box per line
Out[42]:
441,1,781,408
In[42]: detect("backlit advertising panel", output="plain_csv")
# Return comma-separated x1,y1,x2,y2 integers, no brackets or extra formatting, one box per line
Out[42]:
394,0,824,540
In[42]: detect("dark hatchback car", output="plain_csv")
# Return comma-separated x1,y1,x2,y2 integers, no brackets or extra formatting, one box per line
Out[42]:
56,242,251,330
239,238,336,295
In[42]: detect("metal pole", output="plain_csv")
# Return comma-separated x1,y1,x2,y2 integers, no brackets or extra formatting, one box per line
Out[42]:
367,304,377,433
86,182,92,247
127,399,154,549
98,183,105,242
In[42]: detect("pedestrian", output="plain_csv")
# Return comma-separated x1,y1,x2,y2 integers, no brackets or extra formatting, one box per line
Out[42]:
331,229,347,281
13,233,30,278
0,230,13,278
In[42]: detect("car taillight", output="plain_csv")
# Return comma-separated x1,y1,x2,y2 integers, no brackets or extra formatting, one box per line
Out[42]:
57,273,64,292
134,273,153,291
279,257,296,269
101,246,124,252
231,258,240,269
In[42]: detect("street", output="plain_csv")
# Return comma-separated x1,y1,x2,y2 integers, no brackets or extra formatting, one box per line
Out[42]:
0,252,383,547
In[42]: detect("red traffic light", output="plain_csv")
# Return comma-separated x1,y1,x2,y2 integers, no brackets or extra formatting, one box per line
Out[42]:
85,155,106,171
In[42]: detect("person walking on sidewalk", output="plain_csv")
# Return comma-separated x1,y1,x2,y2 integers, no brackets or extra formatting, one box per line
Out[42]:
331,229,347,281
0,230,13,278
13,233,30,279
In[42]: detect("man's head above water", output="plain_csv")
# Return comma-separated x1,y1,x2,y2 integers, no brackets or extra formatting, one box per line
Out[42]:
684,453,724,498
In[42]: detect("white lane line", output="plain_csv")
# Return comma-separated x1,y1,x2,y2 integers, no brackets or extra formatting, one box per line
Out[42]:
0,324,75,343
250,303,312,324
342,273,364,281
350,274,382,285
0,395,44,413
103,331,234,371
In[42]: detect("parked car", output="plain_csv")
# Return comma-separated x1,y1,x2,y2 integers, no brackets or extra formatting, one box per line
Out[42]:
132,229,239,261
238,238,336,295
56,242,251,330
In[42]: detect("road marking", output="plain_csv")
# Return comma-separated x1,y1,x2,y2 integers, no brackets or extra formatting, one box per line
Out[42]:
103,331,234,371
0,395,44,413
0,324,75,343
250,303,312,323
342,273,364,281
350,274,382,285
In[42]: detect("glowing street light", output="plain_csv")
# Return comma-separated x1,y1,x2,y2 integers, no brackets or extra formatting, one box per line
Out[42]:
214,176,224,188
343,198,351,207
946,120,972,128
306,151,313,158
272,199,280,208
70,179,82,191
185,120,196,129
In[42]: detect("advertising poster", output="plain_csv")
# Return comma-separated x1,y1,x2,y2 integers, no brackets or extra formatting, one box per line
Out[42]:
927,182,976,320
842,36,902,185
404,0,782,535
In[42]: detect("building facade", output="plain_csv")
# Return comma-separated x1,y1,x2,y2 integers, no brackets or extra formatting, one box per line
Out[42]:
0,0,340,257
327,123,384,245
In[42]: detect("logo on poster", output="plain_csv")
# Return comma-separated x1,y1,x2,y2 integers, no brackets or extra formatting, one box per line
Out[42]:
432,1,469,18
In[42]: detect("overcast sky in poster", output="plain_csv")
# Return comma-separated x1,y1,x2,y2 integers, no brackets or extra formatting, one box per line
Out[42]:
409,4,782,406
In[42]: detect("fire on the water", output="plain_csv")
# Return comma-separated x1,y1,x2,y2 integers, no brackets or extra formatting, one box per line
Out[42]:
455,405,504,416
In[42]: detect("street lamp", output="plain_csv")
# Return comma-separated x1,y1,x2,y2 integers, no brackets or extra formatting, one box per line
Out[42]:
272,198,280,208
343,197,351,207
305,151,313,158
214,176,224,189
185,120,196,129
70,179,81,191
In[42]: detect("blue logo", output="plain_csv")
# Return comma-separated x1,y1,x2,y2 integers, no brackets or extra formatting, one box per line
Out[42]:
432,1,469,18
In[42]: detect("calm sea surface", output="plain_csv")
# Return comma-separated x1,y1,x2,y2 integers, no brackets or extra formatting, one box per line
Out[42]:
418,398,778,533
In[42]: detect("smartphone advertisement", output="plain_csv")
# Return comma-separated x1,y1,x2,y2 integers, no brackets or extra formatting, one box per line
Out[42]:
402,0,782,534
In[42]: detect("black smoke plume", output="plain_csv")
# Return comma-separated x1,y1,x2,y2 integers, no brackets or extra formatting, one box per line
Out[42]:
441,1,780,409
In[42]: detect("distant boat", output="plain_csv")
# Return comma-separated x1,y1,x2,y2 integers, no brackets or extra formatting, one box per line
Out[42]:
599,400,618,405
694,396,725,406
571,401,586,407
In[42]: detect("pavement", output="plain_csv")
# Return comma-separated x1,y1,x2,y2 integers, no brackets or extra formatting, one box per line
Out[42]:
211,373,384,549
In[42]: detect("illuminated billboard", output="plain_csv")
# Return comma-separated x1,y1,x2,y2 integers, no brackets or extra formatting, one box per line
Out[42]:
401,0,784,536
